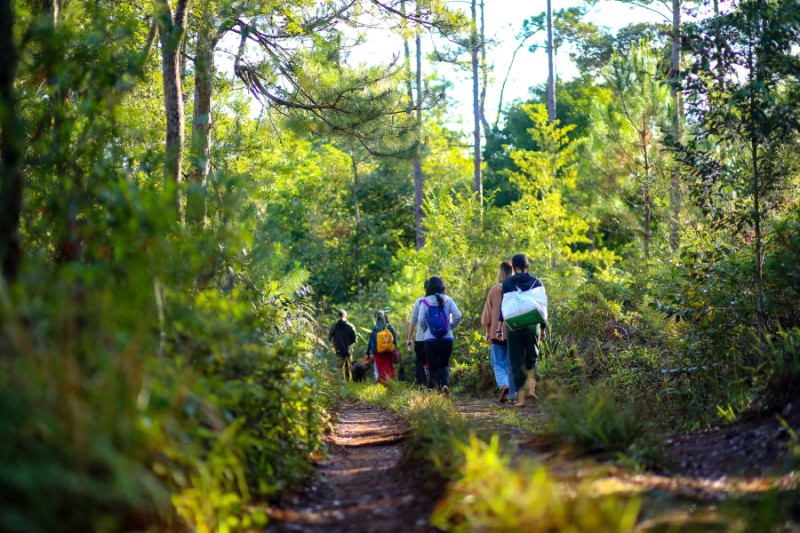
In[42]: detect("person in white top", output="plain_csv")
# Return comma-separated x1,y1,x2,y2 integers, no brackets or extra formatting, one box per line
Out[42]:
417,276,462,394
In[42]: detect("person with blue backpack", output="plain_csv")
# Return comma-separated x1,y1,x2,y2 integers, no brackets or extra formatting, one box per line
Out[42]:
417,275,462,395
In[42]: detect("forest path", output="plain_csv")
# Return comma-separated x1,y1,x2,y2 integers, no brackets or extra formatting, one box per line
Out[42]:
270,393,800,531
268,402,443,533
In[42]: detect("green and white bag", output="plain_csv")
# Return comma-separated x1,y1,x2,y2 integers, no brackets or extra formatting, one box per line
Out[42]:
501,285,548,331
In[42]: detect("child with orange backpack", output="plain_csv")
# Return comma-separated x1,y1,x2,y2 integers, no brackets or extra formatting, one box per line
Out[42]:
366,309,398,383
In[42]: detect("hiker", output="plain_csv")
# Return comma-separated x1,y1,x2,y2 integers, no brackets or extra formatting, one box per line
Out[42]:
329,309,358,381
481,260,516,404
366,310,398,383
405,280,430,387
418,276,462,395
496,253,548,408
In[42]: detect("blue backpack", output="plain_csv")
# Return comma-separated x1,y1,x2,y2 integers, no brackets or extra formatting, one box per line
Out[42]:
422,298,449,338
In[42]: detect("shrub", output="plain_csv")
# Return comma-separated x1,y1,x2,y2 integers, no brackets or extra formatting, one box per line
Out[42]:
430,434,641,532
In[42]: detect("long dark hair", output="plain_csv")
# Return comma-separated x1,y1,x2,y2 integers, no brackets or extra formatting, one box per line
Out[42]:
426,275,446,308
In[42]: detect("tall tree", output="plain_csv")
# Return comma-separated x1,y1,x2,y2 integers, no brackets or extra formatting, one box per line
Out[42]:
470,0,483,205
155,0,191,206
0,0,22,281
588,40,672,258
585,0,692,250
546,0,556,122
186,1,225,226
668,0,683,251
413,1,426,248
678,0,800,333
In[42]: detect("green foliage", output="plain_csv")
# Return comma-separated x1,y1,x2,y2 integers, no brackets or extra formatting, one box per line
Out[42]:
545,384,662,467
584,39,673,261
430,434,642,532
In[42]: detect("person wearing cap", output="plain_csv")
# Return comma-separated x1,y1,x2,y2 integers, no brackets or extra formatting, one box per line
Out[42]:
329,309,358,381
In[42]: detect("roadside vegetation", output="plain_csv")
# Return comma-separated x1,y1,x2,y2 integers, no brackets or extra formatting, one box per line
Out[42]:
2,0,800,530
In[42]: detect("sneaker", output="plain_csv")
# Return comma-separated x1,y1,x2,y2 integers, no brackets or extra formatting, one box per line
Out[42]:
442,385,450,396
498,385,509,404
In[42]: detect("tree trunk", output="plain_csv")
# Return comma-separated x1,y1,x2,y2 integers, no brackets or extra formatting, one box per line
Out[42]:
156,0,191,215
187,15,218,227
0,0,22,281
413,10,425,249
351,155,362,297
402,0,425,249
478,0,491,135
471,0,482,206
669,0,682,252
546,0,556,123
641,129,652,259
752,126,766,334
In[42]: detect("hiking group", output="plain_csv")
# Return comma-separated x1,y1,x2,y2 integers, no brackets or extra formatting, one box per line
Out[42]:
328,253,548,406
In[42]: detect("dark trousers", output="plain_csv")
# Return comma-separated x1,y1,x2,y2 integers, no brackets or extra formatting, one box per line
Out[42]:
507,325,540,391
337,351,353,381
414,340,428,386
425,339,453,390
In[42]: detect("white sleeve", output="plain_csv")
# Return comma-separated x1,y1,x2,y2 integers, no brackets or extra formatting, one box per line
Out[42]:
448,297,463,329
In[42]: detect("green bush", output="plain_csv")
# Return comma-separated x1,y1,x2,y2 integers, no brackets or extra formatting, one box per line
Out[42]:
545,383,662,467
430,434,642,532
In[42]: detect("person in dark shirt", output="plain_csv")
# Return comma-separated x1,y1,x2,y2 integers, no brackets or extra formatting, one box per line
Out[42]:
497,254,548,407
329,309,357,381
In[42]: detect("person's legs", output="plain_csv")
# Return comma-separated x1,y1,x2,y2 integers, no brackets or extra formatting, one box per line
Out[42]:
490,343,509,390
426,343,442,390
341,353,353,381
439,340,453,389
521,325,541,397
414,341,427,386
425,340,453,391
492,342,515,401
375,353,393,383
507,329,528,394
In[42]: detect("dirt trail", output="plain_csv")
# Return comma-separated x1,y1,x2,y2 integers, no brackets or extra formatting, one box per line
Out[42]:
268,402,443,533
270,394,800,532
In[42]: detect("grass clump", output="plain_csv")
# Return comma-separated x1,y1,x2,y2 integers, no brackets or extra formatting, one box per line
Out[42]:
430,434,642,532
545,384,662,468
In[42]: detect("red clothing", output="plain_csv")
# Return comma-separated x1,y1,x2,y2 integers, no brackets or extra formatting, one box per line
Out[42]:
374,352,395,383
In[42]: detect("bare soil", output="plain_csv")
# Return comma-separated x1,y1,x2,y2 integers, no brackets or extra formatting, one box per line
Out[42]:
268,392,800,532
267,402,444,533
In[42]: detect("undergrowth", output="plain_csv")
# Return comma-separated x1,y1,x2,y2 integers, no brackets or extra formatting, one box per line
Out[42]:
349,382,644,531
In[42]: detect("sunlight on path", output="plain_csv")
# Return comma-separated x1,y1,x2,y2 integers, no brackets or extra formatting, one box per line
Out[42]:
268,403,442,533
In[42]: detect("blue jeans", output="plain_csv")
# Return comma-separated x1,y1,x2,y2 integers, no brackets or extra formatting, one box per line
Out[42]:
491,342,516,399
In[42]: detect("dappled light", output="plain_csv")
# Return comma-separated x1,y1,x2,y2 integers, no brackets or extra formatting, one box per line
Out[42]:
2,0,800,531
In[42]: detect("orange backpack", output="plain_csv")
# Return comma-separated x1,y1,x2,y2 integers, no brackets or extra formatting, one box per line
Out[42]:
375,326,394,354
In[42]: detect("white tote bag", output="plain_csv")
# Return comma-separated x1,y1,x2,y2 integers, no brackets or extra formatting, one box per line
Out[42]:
501,285,548,331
